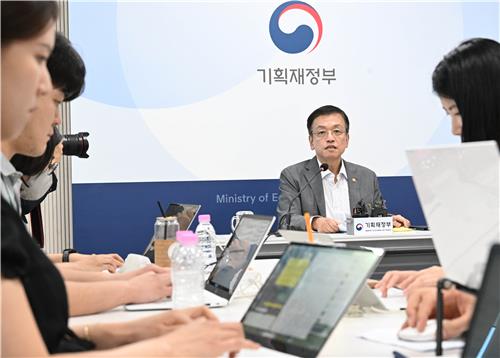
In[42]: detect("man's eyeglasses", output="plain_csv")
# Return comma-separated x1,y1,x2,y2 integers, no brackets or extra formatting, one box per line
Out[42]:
311,128,346,139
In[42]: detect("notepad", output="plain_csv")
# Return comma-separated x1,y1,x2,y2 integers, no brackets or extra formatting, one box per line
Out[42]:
392,227,415,233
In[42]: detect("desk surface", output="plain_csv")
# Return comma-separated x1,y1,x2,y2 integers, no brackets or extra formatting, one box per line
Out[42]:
216,230,433,246
276,229,433,244
70,259,460,357
250,230,439,278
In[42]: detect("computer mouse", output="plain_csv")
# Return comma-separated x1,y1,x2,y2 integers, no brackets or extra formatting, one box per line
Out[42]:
397,319,437,342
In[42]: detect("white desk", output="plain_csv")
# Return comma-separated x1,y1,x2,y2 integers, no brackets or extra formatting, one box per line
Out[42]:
256,230,439,279
70,259,460,357
216,230,433,247
276,229,433,243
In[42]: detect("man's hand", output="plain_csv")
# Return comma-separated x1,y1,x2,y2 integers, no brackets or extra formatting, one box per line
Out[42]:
375,266,445,297
401,266,444,295
127,269,172,303
52,142,63,165
87,306,220,349
375,270,418,297
441,290,476,339
311,217,341,233
126,306,219,341
70,253,124,273
392,214,411,228
163,321,259,358
403,287,476,339
115,264,169,280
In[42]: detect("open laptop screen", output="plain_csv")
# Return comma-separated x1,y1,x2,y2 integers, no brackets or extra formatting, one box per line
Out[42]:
205,215,275,300
463,244,500,358
242,243,383,358
143,203,201,257
406,141,499,288
164,203,201,231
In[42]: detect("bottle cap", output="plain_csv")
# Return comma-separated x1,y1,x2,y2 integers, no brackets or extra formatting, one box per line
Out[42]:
176,230,198,246
198,214,211,223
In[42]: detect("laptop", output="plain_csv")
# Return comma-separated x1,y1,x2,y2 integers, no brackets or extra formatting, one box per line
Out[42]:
144,203,201,256
126,214,275,311
406,141,499,288
241,243,384,358
462,243,499,358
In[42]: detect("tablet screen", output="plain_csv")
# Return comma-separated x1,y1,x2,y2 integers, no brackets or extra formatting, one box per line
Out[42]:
205,215,275,300
242,244,381,358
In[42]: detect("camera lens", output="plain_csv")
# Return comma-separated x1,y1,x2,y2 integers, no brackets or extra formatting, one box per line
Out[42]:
62,132,89,158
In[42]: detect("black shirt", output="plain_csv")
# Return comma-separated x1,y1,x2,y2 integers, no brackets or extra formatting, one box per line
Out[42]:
1,198,93,353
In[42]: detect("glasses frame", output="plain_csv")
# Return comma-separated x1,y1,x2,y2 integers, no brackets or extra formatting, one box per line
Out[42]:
311,127,347,139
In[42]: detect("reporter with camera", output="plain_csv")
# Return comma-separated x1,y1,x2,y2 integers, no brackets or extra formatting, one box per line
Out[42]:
5,31,175,316
2,3,257,356
8,32,124,273
12,128,124,273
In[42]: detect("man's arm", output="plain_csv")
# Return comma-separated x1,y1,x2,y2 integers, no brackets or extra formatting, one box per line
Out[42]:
66,269,172,316
55,264,114,281
50,252,124,272
277,168,306,230
48,253,64,263
56,264,169,283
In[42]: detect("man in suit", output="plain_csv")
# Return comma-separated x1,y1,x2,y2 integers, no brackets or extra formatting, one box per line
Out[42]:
277,105,410,232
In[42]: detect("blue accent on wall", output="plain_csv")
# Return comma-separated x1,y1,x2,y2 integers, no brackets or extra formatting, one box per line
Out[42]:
73,177,425,257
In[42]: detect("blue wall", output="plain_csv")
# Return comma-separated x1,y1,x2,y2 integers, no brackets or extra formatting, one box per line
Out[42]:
73,177,425,257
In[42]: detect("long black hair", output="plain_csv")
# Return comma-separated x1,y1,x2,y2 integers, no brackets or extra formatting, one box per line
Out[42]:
1,1,59,46
432,38,500,146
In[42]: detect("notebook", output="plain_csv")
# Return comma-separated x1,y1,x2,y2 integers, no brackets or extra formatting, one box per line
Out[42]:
406,141,499,288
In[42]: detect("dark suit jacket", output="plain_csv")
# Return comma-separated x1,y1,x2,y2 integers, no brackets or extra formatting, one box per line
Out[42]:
277,157,383,230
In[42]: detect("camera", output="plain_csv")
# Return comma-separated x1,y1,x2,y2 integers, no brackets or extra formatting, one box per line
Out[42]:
63,132,89,158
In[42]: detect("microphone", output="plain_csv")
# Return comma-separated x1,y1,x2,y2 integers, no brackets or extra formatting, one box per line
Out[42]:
280,163,329,230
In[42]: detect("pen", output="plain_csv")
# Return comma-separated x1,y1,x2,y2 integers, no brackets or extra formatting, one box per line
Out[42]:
304,212,314,243
157,201,166,217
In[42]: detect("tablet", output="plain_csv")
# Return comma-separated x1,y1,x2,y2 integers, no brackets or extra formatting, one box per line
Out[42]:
242,243,383,357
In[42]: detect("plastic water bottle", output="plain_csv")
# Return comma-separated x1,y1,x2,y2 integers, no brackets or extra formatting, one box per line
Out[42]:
171,231,204,309
195,214,217,266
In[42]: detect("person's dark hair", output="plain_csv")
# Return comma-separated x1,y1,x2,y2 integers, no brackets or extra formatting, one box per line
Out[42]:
48,32,86,101
432,38,500,146
307,105,350,135
11,127,63,176
1,1,59,46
